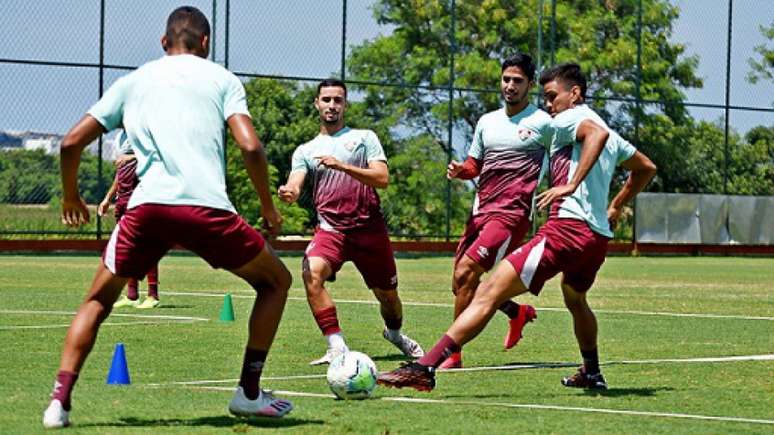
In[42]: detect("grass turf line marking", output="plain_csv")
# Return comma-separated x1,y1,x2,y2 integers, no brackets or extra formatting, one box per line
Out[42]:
164,291,774,321
148,353,774,386
0,309,208,322
0,320,198,330
190,386,774,426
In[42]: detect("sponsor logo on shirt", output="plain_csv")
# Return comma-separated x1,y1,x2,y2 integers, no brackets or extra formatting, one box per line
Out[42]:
518,128,535,142
343,140,358,151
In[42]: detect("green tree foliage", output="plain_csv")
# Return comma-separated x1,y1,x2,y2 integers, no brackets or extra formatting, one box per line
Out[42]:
747,21,774,85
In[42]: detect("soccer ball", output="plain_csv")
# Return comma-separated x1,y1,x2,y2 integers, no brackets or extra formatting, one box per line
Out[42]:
326,351,378,400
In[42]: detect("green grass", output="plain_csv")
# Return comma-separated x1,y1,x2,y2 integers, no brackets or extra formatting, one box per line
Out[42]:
0,255,772,434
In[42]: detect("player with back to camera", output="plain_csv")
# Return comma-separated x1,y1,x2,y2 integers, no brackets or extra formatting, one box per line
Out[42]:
98,130,161,309
377,63,657,392
43,6,294,428
278,79,424,366
441,53,553,369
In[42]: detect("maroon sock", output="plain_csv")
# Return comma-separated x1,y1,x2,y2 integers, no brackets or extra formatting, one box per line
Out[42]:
383,315,402,331
146,266,159,299
418,334,461,368
498,300,521,319
50,371,78,411
127,279,139,300
313,307,341,336
239,348,268,400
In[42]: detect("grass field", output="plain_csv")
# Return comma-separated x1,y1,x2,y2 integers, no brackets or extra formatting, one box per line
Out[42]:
0,254,772,434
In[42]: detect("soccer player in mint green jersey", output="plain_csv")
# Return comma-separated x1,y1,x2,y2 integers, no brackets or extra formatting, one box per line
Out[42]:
44,7,293,428
441,54,551,368
378,63,656,393
279,79,423,366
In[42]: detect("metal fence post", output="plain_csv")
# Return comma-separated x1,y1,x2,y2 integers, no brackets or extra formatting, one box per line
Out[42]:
550,0,556,66
536,0,543,106
97,0,106,240
341,0,347,80
446,0,456,242
723,0,733,194
211,0,217,62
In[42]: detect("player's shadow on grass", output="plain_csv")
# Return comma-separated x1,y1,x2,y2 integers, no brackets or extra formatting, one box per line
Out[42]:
155,304,194,309
83,415,324,429
371,354,413,362
579,386,674,397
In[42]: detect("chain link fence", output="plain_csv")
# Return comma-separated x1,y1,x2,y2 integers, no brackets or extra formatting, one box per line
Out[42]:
0,0,771,241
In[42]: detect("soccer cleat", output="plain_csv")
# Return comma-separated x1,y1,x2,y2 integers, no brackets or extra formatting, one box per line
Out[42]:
309,347,346,366
382,329,425,359
229,387,293,418
561,366,608,390
504,304,537,350
376,362,436,392
113,295,139,308
42,399,70,429
438,352,462,369
136,296,160,309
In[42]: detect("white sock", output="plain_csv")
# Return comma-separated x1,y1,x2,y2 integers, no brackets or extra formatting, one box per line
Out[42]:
326,332,347,351
384,328,402,342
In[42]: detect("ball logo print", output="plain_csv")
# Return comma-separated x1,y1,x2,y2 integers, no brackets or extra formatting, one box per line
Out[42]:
326,351,378,400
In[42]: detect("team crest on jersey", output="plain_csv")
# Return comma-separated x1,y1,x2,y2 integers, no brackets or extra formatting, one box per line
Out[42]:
517,128,535,141
343,140,358,151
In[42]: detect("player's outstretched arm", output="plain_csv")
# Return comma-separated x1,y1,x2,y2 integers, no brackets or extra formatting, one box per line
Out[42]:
316,157,389,189
536,119,608,210
607,151,657,226
278,171,306,203
227,114,282,236
447,156,482,180
60,115,105,226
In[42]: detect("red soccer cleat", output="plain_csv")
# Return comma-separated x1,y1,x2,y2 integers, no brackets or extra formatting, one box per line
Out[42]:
377,362,436,392
504,304,537,350
438,352,462,369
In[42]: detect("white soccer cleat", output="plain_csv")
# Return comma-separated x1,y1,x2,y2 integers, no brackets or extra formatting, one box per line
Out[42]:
309,347,346,366
228,387,293,418
383,328,425,358
42,399,70,429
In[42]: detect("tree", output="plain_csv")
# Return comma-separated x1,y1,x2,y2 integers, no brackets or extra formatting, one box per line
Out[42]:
747,21,774,85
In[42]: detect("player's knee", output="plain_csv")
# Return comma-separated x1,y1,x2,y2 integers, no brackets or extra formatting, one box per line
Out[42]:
373,288,399,305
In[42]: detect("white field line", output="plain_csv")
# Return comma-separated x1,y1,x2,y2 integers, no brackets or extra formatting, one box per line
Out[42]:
189,386,774,426
164,291,774,321
145,353,774,387
0,320,198,331
0,309,209,322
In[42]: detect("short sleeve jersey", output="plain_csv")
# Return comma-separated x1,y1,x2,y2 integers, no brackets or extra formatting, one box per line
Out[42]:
549,104,637,237
87,54,250,212
291,127,386,231
467,105,553,225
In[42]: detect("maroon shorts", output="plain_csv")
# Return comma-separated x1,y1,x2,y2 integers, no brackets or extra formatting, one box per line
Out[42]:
505,218,609,295
455,215,530,271
103,204,265,279
305,220,398,290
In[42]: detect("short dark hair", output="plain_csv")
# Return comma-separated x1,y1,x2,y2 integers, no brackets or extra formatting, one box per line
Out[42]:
539,63,587,98
317,78,347,97
165,6,210,51
501,53,536,81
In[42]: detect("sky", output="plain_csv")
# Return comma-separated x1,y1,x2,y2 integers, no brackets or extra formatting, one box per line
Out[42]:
0,0,771,138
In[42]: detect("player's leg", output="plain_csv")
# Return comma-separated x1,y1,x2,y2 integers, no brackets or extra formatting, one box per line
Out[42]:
442,255,485,367
111,204,138,308
136,265,159,309
303,254,349,364
44,264,128,428
372,287,425,359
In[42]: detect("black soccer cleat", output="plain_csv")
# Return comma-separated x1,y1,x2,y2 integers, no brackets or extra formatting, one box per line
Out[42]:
377,362,436,392
561,366,608,390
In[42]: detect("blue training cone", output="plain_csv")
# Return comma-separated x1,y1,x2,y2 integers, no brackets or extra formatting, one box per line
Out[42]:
106,343,131,385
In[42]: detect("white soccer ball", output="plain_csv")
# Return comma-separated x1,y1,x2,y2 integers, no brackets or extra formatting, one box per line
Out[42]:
326,351,378,400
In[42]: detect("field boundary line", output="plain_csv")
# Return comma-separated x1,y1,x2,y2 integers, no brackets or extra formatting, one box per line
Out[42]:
164,291,774,321
0,309,209,322
0,320,198,330
189,386,774,425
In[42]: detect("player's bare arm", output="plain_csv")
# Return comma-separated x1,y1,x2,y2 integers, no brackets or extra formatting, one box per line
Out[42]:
447,156,482,180
316,157,389,189
278,171,306,203
228,113,283,236
60,115,105,226
607,151,657,227
97,177,118,217
536,119,608,210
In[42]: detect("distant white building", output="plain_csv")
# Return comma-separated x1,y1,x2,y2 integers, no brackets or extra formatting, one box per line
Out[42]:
0,130,115,160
